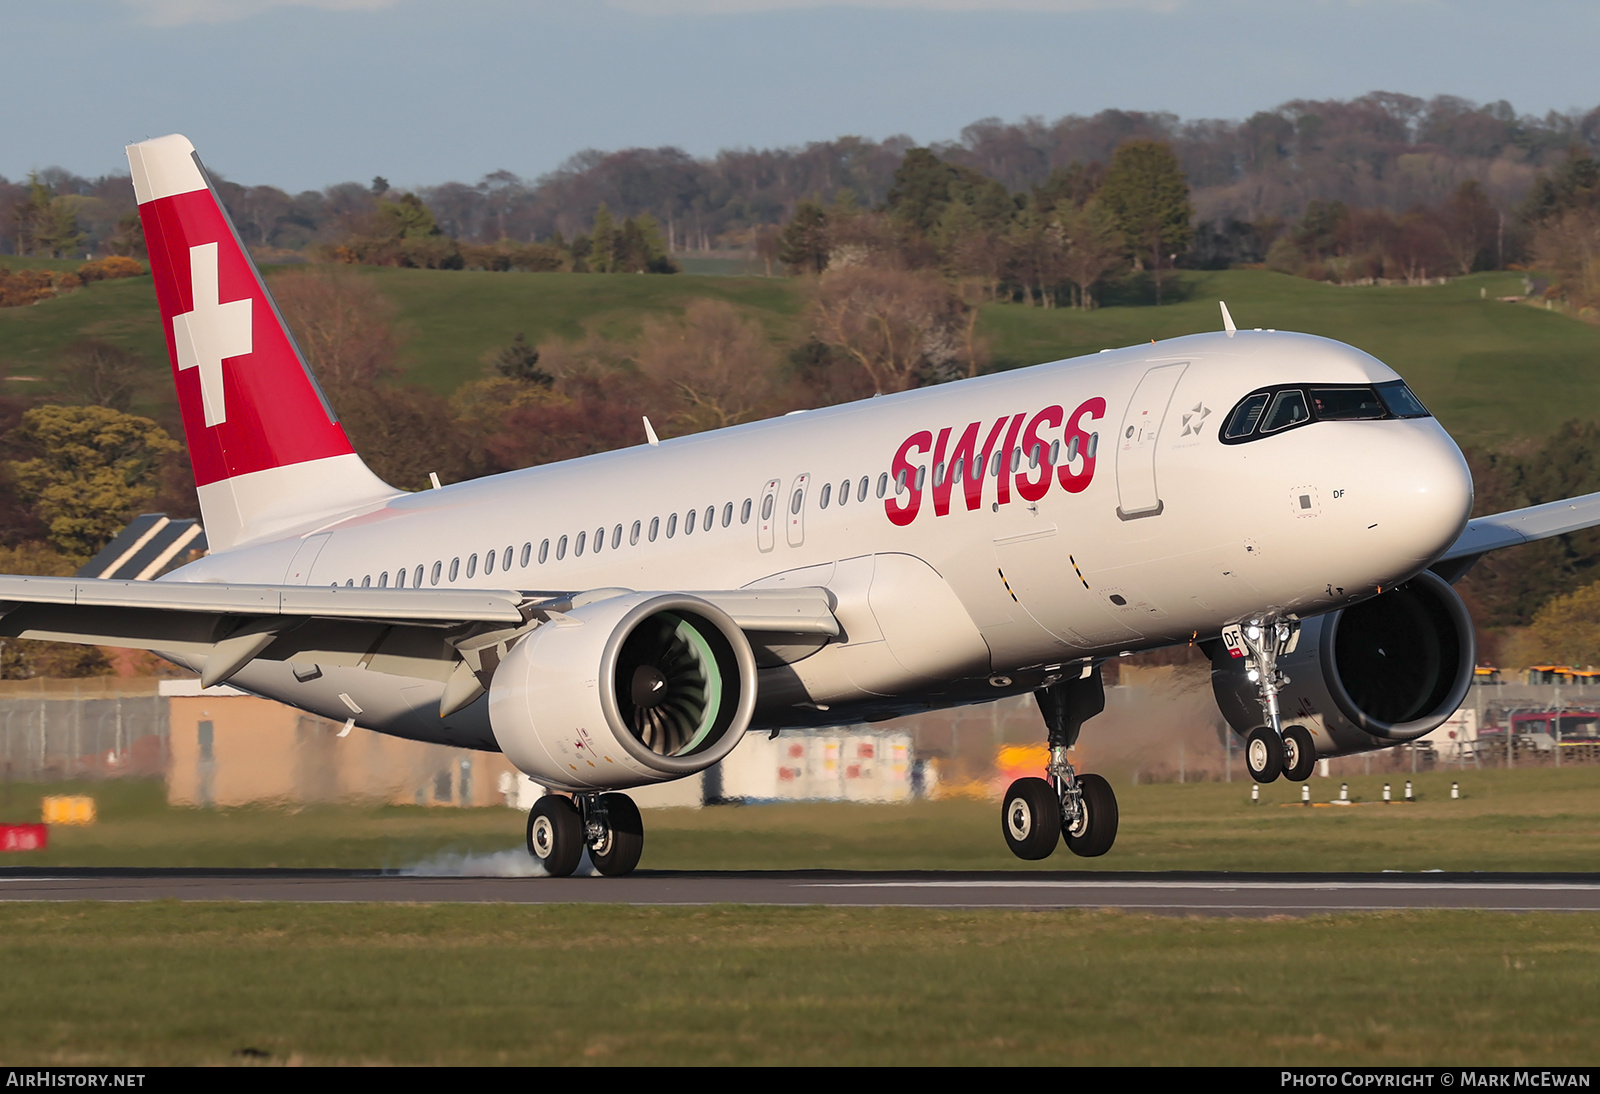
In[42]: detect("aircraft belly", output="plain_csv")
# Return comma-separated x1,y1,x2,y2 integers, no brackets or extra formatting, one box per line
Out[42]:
990,526,1139,657
222,660,498,750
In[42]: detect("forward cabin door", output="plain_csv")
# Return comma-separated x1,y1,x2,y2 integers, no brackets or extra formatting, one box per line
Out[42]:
1115,362,1187,520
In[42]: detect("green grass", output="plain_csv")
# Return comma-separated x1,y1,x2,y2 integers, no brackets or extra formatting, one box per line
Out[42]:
362,267,802,392
0,779,527,869
0,275,170,383
3,266,1597,448
6,771,1600,1065
0,903,1594,1065
6,767,1600,872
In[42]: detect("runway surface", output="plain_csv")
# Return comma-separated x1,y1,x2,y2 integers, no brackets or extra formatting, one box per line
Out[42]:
3,869,1600,914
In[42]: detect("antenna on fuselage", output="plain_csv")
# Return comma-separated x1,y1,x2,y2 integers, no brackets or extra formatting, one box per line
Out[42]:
1220,301,1237,336
643,416,660,447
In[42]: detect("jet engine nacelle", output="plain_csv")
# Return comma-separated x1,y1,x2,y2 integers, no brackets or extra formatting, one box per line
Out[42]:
1211,570,1475,757
489,592,759,791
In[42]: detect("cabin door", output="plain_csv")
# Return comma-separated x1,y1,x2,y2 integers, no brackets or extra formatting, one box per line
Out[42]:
1115,362,1187,520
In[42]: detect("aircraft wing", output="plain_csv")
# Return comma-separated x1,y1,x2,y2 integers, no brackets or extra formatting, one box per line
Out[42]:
0,577,838,694
1432,490,1600,581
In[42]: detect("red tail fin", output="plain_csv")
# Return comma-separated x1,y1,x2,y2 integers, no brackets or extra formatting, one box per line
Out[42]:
128,135,393,551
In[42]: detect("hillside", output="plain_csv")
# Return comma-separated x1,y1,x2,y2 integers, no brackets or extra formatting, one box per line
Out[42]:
1,265,1597,449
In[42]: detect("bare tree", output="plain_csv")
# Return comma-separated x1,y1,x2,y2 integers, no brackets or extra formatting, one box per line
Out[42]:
1534,208,1600,310
808,267,976,393
56,340,147,411
1439,180,1499,275
636,300,781,432
267,266,403,391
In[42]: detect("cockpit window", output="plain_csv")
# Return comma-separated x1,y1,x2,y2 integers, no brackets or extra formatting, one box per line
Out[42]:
1223,393,1269,439
1260,389,1309,433
1375,380,1430,419
1310,386,1387,420
1220,380,1434,443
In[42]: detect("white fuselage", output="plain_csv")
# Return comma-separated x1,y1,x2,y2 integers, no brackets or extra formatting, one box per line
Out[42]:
168,330,1473,750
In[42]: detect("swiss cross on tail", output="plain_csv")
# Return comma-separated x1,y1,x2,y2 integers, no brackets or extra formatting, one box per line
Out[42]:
173,242,251,426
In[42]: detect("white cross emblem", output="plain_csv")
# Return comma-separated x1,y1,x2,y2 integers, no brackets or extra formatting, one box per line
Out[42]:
172,242,252,427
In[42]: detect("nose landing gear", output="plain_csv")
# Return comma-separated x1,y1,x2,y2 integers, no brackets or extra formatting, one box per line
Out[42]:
1001,665,1120,861
1228,616,1314,783
526,791,644,877
1280,724,1318,782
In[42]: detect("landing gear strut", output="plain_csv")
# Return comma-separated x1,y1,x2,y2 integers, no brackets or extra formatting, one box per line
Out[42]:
1001,664,1119,860
1228,616,1311,783
526,791,644,877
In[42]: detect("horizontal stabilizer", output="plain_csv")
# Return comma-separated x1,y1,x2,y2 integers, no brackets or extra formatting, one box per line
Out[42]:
77,513,206,581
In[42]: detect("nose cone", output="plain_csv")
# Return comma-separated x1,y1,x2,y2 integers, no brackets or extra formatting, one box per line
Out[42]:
1358,419,1474,566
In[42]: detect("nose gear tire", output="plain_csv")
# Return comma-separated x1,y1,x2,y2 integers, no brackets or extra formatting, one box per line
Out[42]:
590,793,644,877
1245,727,1285,783
1002,777,1061,860
1063,772,1119,858
527,795,584,878
1281,724,1317,782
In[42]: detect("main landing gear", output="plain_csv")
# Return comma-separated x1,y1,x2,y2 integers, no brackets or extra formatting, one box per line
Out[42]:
1002,665,1119,860
526,792,644,877
1230,616,1317,783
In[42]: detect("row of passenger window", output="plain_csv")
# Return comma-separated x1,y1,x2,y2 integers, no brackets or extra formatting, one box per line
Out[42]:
335,441,1080,589
336,497,759,589
815,440,1096,506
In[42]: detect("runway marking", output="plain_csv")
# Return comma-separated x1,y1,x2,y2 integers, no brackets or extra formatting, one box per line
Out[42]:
3,873,1599,915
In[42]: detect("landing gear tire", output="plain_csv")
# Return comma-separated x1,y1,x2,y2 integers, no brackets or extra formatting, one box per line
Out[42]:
1246,727,1285,783
1282,724,1317,783
1063,772,1119,858
527,795,584,878
589,793,644,877
1002,777,1061,860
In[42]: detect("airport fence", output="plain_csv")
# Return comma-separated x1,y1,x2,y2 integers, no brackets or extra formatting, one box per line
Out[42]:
0,679,169,781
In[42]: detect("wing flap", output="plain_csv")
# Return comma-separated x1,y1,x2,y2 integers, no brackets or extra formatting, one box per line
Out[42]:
0,576,526,624
689,588,840,636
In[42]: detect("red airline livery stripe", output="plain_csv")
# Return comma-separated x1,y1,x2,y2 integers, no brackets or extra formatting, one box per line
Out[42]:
141,188,353,487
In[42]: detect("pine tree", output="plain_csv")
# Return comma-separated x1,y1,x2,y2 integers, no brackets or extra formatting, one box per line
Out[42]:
778,201,830,275
590,204,616,273
13,175,84,259
493,333,554,386
1098,141,1193,305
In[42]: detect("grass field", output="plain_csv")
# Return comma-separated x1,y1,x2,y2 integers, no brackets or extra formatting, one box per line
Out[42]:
6,766,1600,873
2,903,1596,1065
6,770,1600,1065
3,264,1596,448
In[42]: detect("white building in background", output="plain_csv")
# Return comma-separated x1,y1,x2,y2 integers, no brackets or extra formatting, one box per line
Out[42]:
713,729,913,803
1418,707,1478,763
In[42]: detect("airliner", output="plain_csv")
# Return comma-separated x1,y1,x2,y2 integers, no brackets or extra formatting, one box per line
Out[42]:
3,135,1595,876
